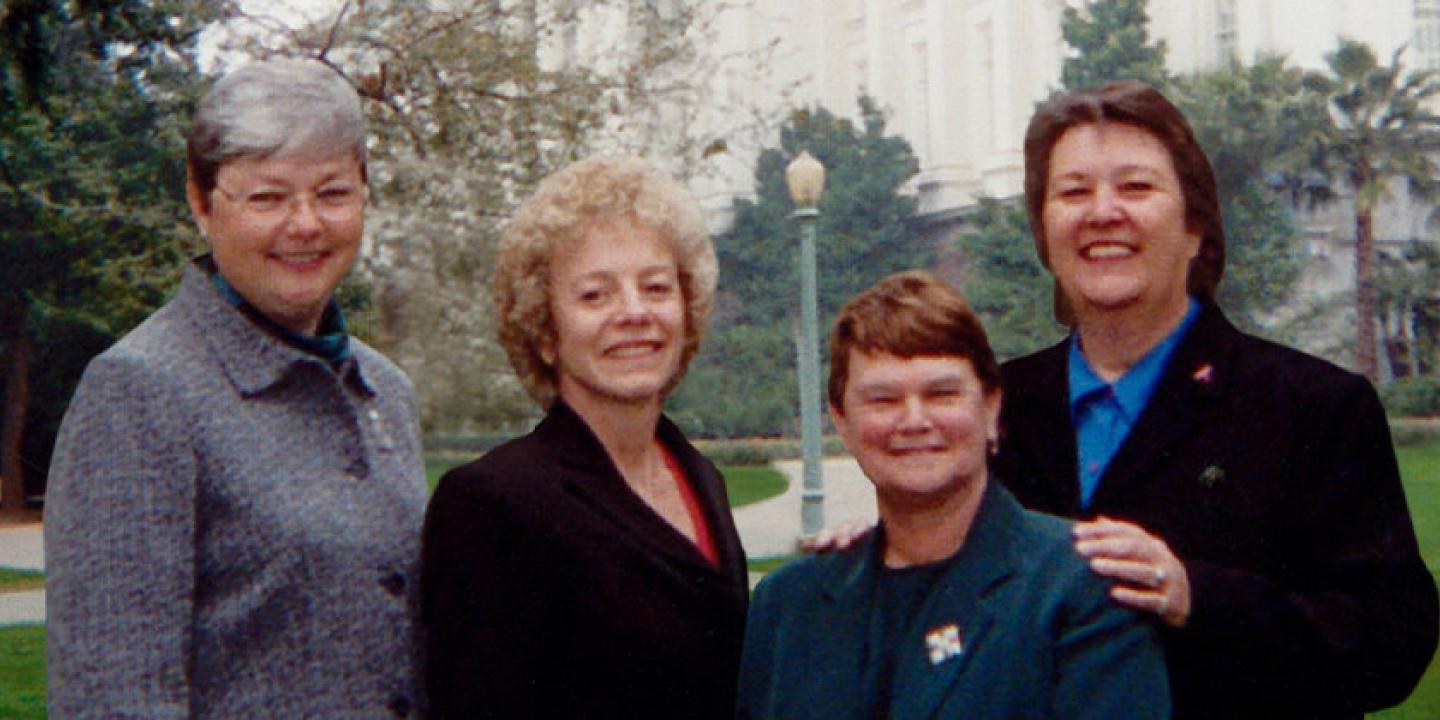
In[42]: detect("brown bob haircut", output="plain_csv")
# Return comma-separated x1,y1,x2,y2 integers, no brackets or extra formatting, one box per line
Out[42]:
828,270,1001,412
1023,80,1225,323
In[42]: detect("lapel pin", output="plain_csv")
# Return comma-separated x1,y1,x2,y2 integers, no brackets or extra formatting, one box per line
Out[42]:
925,623,964,665
1198,465,1226,488
1191,363,1214,384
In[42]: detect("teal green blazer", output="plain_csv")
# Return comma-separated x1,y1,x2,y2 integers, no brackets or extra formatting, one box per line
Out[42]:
737,482,1170,719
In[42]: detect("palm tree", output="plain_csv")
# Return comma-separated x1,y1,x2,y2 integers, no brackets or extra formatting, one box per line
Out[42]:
1304,39,1440,384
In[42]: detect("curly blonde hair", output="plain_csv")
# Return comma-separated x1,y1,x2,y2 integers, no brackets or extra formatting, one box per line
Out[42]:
493,155,718,408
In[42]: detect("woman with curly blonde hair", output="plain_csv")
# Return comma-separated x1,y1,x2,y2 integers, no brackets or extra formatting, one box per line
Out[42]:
421,155,748,719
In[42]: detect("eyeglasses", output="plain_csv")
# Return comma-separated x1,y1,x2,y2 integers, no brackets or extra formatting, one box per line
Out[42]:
213,182,367,220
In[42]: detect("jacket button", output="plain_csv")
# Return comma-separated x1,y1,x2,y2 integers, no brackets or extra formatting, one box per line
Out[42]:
379,571,406,596
388,693,412,717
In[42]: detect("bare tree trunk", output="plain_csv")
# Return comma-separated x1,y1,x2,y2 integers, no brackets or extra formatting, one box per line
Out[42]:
0,296,32,517
1355,209,1380,383
1399,307,1417,379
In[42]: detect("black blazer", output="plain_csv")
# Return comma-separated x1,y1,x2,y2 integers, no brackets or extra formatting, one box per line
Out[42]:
994,302,1438,719
421,402,749,719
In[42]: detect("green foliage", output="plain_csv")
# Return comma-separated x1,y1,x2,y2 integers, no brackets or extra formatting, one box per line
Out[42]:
15,310,115,496
696,440,775,466
669,323,796,438
691,435,847,465
952,198,1065,360
1302,39,1440,381
1304,41,1440,214
1376,241,1440,378
245,0,744,433
679,98,924,437
1171,55,1326,202
1211,184,1305,332
1382,378,1440,419
1059,0,1169,91
716,98,926,325
1,1,216,501
1,0,213,325
1389,418,1440,446
1167,56,1316,332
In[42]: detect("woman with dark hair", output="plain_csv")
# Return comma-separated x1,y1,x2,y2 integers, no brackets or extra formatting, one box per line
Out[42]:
421,155,748,719
993,79,1438,719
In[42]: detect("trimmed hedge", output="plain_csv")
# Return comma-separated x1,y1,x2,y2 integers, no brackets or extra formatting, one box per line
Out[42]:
1390,417,1440,447
1382,376,1440,420
423,432,523,456
693,436,849,466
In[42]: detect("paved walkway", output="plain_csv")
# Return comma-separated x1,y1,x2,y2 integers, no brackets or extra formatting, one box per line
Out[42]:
733,457,877,559
0,522,45,626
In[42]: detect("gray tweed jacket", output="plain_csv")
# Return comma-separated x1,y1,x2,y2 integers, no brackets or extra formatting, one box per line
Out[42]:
45,261,427,718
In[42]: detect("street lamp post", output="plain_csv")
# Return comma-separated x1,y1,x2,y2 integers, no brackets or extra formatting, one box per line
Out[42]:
785,151,826,541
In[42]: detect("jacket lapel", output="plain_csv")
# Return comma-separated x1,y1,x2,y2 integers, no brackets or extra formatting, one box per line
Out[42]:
544,403,732,579
178,257,380,399
176,261,309,396
813,535,889,720
888,483,1018,720
658,415,750,594
1090,303,1230,509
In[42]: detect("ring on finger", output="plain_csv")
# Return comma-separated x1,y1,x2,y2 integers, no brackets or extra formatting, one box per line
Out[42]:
1153,567,1167,587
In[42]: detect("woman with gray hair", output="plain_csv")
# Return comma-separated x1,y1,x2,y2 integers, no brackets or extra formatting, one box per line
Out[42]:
421,155,749,719
45,57,427,717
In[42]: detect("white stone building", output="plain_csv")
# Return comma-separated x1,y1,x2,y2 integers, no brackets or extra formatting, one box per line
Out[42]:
687,0,1440,373
698,0,1432,212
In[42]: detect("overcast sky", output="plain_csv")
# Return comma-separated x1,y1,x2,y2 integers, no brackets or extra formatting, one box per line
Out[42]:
198,0,344,70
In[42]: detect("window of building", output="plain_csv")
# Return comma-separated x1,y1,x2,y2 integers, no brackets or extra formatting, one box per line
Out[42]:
1217,0,1238,63
908,40,931,160
1416,0,1440,71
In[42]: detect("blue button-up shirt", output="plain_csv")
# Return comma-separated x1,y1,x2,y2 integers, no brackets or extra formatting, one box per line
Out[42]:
1068,300,1200,509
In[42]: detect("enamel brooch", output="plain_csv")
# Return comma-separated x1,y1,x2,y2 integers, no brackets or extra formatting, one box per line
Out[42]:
925,623,964,665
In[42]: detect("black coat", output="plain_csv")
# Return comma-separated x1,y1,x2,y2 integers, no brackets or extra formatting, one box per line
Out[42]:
421,402,749,719
993,302,1438,720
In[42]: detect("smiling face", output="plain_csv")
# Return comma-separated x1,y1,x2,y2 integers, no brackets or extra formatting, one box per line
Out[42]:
832,351,999,512
546,219,686,411
1042,122,1200,324
188,153,365,335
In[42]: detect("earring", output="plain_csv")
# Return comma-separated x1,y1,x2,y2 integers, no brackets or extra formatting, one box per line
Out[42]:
986,437,999,456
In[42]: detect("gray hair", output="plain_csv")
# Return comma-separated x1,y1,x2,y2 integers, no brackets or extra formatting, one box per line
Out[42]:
187,57,366,204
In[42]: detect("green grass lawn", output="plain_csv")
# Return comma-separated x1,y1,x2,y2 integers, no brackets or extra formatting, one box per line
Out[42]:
0,567,45,593
719,465,788,508
6,447,1437,717
0,624,45,720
